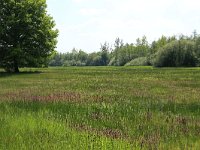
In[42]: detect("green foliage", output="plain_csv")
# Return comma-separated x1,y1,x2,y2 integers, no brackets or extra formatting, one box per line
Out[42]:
49,44,111,67
48,32,200,67
49,49,88,66
0,0,58,72
195,37,200,65
125,57,148,66
110,36,149,66
154,40,198,67
111,43,135,66
108,57,116,66
100,42,110,66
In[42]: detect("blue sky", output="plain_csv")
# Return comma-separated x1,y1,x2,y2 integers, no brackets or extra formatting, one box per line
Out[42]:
46,0,200,53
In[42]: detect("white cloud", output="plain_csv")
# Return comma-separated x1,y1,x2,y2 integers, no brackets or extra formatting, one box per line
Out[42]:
79,8,106,16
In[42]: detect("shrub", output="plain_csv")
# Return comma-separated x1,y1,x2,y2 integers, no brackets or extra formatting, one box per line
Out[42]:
125,57,148,66
154,40,198,67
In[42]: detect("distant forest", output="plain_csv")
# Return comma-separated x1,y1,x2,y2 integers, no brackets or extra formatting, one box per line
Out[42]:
49,31,200,67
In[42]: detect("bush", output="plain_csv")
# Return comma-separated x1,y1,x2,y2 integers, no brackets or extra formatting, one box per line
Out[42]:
125,57,148,66
154,40,198,67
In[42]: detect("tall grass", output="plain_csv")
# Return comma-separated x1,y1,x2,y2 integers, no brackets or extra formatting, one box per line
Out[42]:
0,66,200,149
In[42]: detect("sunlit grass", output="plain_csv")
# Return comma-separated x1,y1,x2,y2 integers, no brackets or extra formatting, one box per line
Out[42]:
0,66,200,149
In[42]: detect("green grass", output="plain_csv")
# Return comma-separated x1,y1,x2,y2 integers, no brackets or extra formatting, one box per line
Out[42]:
0,66,200,149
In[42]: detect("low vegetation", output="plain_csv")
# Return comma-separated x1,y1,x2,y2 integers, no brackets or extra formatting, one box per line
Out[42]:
0,67,200,149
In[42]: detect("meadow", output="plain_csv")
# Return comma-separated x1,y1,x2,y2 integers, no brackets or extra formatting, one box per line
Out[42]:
0,66,200,149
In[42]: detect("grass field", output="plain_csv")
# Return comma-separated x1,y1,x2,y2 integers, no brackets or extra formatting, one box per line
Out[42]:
0,66,200,149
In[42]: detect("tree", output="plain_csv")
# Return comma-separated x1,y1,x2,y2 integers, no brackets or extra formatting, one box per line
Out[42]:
100,42,110,66
0,0,58,72
48,52,63,66
86,52,102,66
135,36,149,57
113,37,123,66
78,50,88,64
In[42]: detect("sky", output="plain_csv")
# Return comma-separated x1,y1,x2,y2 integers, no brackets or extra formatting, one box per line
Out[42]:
46,0,200,53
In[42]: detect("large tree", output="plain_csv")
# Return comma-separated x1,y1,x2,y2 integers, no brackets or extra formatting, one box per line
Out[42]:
0,0,58,72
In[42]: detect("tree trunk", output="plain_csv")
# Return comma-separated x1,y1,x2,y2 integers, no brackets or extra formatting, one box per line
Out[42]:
14,65,19,73
14,60,19,73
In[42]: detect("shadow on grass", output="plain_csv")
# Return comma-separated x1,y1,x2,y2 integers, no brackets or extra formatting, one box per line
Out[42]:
2,99,200,118
151,101,200,116
0,71,42,78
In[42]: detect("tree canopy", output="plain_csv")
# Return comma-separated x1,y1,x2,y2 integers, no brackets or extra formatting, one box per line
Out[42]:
49,32,200,67
0,0,58,72
154,40,198,67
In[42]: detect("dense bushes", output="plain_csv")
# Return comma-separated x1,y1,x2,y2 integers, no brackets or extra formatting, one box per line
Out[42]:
154,40,198,67
125,57,148,66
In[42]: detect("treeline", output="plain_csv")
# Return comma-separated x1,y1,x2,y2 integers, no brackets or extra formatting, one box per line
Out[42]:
49,31,200,67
